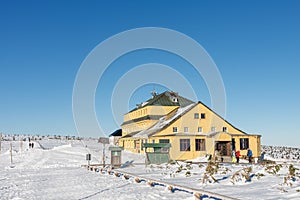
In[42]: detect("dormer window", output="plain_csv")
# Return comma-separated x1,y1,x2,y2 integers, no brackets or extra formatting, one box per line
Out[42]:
172,97,178,102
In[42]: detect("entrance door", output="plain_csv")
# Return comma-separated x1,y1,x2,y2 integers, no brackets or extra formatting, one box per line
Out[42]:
216,142,231,156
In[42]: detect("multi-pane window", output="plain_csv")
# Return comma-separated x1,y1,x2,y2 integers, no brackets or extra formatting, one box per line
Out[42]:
159,139,170,143
194,113,199,119
180,139,190,151
195,139,206,151
173,127,178,132
159,139,170,152
198,127,203,133
223,127,227,132
240,138,249,150
184,127,189,132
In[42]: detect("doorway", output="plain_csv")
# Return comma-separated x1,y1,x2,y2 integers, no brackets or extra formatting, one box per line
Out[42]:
215,141,231,156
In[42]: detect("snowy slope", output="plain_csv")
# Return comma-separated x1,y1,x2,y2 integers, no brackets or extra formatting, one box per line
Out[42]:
1,138,300,200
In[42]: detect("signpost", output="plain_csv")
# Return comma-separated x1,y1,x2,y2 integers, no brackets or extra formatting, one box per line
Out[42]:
86,153,91,166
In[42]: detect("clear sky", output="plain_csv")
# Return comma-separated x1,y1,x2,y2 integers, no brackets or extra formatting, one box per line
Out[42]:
1,1,300,147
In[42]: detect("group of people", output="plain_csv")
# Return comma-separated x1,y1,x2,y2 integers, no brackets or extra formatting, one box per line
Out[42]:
231,148,253,163
29,142,34,149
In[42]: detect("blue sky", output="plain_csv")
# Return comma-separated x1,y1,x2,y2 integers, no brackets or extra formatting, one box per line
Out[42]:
1,1,300,147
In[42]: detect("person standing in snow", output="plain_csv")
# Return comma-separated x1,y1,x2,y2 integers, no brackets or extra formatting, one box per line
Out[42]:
260,151,265,162
235,150,241,163
231,150,236,163
247,148,253,163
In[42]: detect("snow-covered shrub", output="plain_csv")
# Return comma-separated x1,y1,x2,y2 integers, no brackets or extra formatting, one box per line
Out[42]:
282,164,299,187
262,145,300,160
265,164,282,175
201,161,219,184
230,167,253,184
255,173,265,180
185,171,191,177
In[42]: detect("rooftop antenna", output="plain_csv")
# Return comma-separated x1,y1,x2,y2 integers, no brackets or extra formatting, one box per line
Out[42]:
151,90,157,98
151,84,157,98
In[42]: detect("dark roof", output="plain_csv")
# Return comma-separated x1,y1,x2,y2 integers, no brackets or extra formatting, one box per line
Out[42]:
109,129,122,137
132,101,254,138
121,115,164,126
132,103,198,138
129,91,195,113
121,131,140,138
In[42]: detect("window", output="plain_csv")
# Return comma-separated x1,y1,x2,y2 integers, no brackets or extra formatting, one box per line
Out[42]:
195,139,206,151
211,127,216,132
159,139,170,143
159,139,170,152
201,113,206,119
173,127,178,132
222,127,227,132
240,138,249,150
184,127,189,132
194,113,199,119
180,139,190,151
198,127,203,133
152,140,155,144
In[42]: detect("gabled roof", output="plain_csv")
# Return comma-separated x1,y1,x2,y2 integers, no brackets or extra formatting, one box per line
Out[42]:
109,129,122,137
132,103,197,138
197,100,248,135
130,100,256,139
129,91,195,113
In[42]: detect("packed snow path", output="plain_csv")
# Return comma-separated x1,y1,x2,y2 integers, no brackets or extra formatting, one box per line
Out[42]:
0,140,193,200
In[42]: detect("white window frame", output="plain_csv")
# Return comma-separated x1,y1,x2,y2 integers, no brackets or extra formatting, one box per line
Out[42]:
184,127,189,133
198,127,203,133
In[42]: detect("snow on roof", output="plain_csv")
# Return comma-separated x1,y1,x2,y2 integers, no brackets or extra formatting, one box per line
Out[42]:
141,101,148,107
133,103,197,138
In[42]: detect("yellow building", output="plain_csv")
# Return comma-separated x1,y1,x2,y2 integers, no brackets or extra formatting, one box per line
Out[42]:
118,91,261,161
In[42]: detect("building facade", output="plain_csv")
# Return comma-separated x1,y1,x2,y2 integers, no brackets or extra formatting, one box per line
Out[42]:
118,91,261,161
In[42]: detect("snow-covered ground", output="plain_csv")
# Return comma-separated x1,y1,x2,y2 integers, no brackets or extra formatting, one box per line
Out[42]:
1,137,300,199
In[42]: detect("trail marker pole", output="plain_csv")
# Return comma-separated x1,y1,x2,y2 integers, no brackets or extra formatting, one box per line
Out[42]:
10,143,13,164
0,133,2,154
19,136,23,153
103,143,106,167
98,137,109,167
